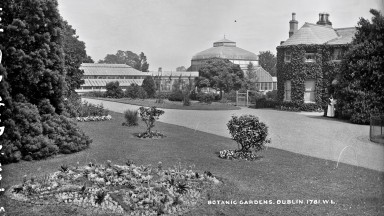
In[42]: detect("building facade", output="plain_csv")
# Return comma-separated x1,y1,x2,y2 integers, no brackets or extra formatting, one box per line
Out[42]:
276,13,356,105
76,63,199,93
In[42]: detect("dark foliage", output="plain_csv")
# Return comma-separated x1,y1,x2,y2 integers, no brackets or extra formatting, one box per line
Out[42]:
168,90,184,101
123,109,139,126
105,81,124,98
335,9,384,124
197,92,215,104
141,76,156,98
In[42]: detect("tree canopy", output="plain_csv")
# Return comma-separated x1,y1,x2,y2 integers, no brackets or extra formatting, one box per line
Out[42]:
99,50,149,72
259,51,277,76
176,66,187,72
196,59,244,96
336,9,384,124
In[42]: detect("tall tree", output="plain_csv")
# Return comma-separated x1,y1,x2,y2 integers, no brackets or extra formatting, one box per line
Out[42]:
336,9,384,124
99,50,149,72
259,51,277,76
196,58,244,98
139,52,149,72
243,62,259,91
62,21,91,93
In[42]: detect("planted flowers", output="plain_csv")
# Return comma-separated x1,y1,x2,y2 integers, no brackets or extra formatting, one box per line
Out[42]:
6,161,221,215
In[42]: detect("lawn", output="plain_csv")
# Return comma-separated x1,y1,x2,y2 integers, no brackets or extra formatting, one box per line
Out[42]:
1,112,383,215
82,97,241,110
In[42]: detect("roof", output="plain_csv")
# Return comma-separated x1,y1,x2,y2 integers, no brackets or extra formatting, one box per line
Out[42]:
192,46,258,61
280,23,356,46
252,67,275,82
80,63,148,76
82,79,143,87
192,38,258,61
326,27,356,45
150,71,199,77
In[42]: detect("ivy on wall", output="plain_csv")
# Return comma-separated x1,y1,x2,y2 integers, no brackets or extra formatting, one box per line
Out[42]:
276,44,349,110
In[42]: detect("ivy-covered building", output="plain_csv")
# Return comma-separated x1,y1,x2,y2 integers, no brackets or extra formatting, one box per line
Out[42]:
276,13,356,106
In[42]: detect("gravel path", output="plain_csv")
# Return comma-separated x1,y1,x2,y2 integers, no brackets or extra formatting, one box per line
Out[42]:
83,98,384,172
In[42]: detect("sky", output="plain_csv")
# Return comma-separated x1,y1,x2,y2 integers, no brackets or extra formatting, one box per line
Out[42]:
57,0,384,71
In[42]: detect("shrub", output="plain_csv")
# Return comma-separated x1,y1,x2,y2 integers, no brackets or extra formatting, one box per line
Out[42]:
1,101,92,164
142,76,156,98
227,115,270,153
221,90,237,102
266,90,278,100
82,91,105,98
78,101,108,117
123,109,139,126
189,90,198,101
138,106,165,138
105,81,124,98
168,90,184,102
252,98,279,109
137,87,148,99
125,84,140,99
183,91,191,106
197,92,215,104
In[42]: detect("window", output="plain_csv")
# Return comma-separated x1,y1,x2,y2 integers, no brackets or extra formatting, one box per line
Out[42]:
284,51,291,62
273,82,277,90
284,80,291,101
304,80,316,103
305,53,316,63
332,49,344,61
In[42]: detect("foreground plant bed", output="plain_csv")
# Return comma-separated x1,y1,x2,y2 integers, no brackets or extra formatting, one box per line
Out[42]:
6,161,220,215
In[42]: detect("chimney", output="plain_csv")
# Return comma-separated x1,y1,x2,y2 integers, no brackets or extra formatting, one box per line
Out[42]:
289,13,298,37
316,12,332,26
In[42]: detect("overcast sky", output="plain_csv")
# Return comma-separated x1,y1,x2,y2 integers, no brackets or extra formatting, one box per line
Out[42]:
57,0,383,71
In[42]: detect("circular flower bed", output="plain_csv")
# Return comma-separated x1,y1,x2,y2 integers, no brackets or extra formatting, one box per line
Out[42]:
6,161,220,215
218,150,262,161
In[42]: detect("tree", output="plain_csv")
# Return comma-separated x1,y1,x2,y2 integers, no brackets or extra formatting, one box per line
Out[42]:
141,76,156,98
83,56,94,63
259,51,277,76
0,0,91,163
99,50,149,72
139,52,149,72
62,21,90,93
105,81,124,98
176,66,187,72
196,58,244,98
243,62,259,91
336,9,384,124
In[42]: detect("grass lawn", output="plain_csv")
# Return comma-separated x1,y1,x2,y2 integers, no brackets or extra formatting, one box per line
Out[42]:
83,97,240,110
1,112,383,215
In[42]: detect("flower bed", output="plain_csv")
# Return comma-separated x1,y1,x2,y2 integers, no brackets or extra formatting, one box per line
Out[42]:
218,150,262,161
6,161,220,215
76,115,112,122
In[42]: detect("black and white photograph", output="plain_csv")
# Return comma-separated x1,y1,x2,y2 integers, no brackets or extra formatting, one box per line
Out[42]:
0,0,384,215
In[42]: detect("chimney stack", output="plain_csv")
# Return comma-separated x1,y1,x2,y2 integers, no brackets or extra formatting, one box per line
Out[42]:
316,12,332,26
289,12,298,37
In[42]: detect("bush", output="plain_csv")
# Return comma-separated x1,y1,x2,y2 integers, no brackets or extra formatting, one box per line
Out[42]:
105,81,124,98
138,106,165,138
168,90,184,102
266,90,278,100
221,90,237,102
123,109,139,126
197,92,215,104
227,115,270,153
125,84,140,99
189,90,198,100
252,98,279,109
1,101,92,164
275,101,322,112
82,91,105,98
142,76,156,98
78,101,108,117
183,91,191,106
137,87,148,99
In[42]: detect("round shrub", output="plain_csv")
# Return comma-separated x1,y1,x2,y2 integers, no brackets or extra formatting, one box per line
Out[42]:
123,109,139,126
227,115,270,153
197,92,215,104
168,90,184,101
